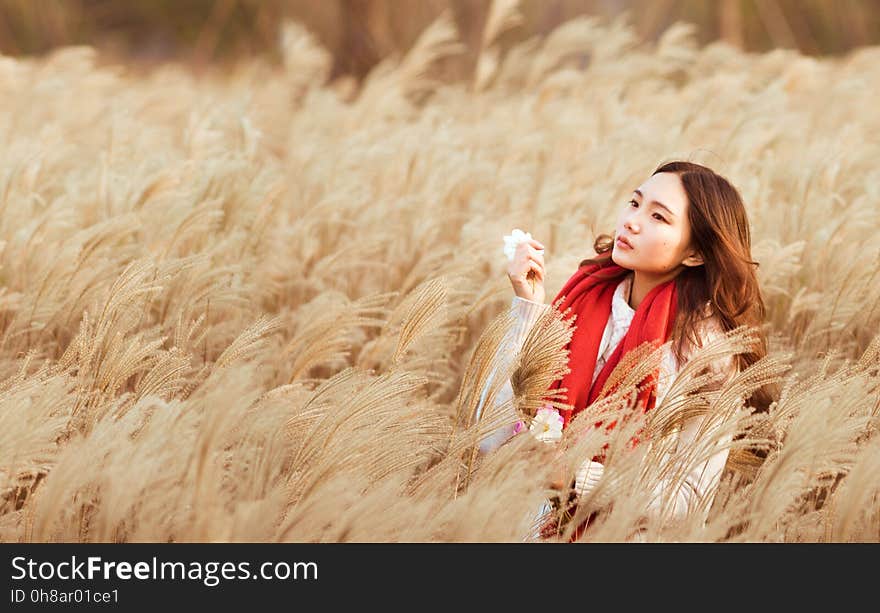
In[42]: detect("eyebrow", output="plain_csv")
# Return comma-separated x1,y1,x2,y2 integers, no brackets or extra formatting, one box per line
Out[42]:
633,189,677,218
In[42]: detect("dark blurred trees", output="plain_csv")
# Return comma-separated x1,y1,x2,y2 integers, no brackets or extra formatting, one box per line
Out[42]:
0,0,878,76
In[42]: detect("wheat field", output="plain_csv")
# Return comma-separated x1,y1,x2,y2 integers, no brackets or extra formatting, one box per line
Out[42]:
0,9,878,543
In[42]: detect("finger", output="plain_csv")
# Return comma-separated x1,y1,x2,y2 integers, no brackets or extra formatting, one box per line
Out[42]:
528,238,545,250
521,251,544,272
516,261,537,281
529,263,544,284
528,246,545,264
518,241,545,258
527,253,545,272
528,260,544,283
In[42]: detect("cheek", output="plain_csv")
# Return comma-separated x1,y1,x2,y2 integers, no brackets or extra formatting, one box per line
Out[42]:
644,235,678,267
644,233,671,252
654,226,680,250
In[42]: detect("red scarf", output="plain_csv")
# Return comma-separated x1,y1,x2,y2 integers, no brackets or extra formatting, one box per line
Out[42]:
539,252,678,542
543,251,679,434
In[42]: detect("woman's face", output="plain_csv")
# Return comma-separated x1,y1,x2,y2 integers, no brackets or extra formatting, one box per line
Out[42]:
611,172,702,275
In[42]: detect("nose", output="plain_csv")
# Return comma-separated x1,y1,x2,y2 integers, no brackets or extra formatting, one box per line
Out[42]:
624,217,639,233
624,200,651,233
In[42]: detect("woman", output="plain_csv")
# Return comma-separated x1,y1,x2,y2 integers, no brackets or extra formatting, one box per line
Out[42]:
476,160,775,541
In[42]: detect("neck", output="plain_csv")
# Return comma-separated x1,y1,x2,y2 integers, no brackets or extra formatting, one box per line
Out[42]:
628,267,682,310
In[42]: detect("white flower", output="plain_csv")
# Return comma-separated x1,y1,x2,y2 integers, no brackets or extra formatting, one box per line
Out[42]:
529,406,564,443
503,228,544,261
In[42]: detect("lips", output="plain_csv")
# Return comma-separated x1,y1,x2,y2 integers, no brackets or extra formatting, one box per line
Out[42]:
616,235,633,249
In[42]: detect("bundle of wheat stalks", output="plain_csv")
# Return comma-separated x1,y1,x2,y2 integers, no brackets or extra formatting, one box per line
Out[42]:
0,5,878,542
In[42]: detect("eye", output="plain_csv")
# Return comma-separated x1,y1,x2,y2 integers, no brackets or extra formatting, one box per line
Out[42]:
630,199,667,222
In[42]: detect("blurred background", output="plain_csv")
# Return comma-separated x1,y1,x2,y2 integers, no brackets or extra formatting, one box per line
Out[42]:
1,0,878,78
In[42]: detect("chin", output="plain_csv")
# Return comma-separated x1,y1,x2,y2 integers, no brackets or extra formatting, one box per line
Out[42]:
611,249,634,269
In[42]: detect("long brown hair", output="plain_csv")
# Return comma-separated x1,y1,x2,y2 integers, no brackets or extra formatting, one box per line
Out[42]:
580,160,776,415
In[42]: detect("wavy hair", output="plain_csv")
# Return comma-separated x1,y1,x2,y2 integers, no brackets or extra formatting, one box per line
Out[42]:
580,160,776,415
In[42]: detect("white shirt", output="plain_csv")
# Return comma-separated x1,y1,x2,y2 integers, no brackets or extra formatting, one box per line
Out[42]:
591,271,636,390
475,272,737,530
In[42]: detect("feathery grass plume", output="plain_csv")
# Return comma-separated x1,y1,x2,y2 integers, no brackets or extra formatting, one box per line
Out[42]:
0,215,133,355
172,310,207,355
148,254,250,347
131,345,193,405
278,20,332,103
743,349,877,540
305,238,390,284
285,290,392,383
593,340,667,409
526,15,605,87
51,259,171,427
653,21,699,80
238,182,285,260
642,407,742,529
798,255,879,355
854,332,880,385
508,299,577,418
0,373,75,516
129,170,180,212
395,11,466,105
546,326,790,540
561,405,655,542
358,10,466,110
26,362,265,542
473,0,524,91
157,198,225,261
451,309,518,432
753,238,807,316
826,435,880,541
281,367,435,514
214,314,283,370
648,326,788,430
388,277,449,365
406,303,525,496
283,367,359,456
492,34,542,91
527,11,640,90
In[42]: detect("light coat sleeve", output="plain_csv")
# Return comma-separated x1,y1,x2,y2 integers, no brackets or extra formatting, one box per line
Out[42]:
476,296,550,453
574,321,738,525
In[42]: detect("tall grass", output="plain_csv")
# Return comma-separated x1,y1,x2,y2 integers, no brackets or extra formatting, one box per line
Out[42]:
0,8,878,542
